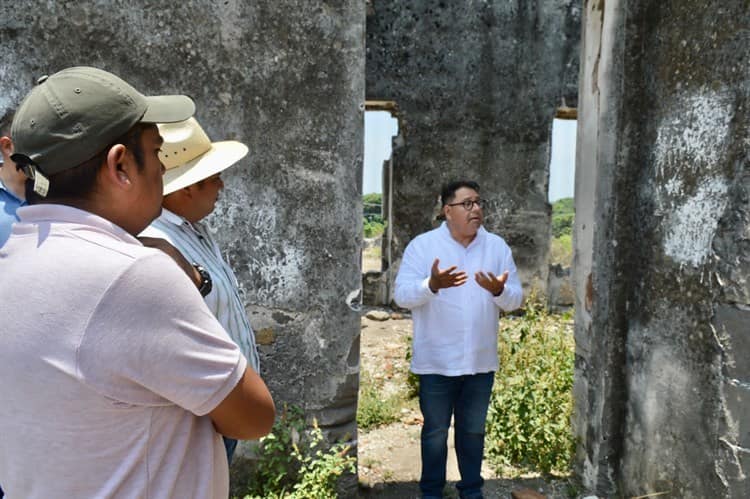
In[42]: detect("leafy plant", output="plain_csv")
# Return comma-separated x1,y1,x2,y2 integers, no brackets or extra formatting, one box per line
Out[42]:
242,405,305,497
287,420,356,498
240,405,356,498
485,297,575,475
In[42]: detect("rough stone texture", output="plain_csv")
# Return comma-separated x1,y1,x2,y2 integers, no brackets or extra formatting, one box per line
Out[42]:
366,0,581,296
1,1,364,494
362,270,388,306
574,0,749,497
547,263,575,310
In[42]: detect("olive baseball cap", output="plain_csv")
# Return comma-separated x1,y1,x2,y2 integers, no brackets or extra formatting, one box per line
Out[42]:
10,66,195,178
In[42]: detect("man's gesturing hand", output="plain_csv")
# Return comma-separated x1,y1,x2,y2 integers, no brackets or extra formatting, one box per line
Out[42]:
475,270,509,296
428,258,468,293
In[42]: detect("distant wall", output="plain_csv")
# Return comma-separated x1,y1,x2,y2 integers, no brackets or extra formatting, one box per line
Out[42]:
366,0,581,295
574,0,750,496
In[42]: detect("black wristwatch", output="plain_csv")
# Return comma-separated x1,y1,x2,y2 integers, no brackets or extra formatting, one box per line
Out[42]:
192,263,212,297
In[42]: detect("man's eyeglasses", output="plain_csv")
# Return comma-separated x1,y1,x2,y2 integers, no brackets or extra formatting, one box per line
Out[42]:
446,198,486,211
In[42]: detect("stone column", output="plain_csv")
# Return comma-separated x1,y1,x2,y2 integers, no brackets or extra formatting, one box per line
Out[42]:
1,2,365,494
574,0,749,496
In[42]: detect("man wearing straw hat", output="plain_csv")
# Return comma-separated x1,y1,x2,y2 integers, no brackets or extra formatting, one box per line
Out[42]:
0,67,274,498
141,117,261,464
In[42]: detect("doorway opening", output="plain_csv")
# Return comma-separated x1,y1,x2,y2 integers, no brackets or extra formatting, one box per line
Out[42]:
361,101,399,305
547,107,577,311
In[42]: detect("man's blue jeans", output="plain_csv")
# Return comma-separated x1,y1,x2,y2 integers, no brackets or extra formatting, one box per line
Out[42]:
418,372,495,499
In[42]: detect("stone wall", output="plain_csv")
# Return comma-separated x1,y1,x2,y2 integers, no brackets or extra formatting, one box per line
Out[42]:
574,0,750,496
366,0,581,296
547,263,575,311
1,1,364,492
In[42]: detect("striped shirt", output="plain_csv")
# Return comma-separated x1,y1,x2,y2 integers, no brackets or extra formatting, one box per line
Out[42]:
141,208,260,371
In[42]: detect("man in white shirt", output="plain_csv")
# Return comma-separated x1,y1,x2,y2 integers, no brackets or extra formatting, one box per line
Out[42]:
394,180,523,499
0,66,275,498
141,117,260,464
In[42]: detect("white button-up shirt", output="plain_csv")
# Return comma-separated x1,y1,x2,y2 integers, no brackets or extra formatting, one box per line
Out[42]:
141,209,260,371
394,222,523,376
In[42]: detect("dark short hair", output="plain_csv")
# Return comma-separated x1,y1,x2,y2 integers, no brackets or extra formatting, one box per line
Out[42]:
0,109,14,137
440,180,480,206
26,123,148,204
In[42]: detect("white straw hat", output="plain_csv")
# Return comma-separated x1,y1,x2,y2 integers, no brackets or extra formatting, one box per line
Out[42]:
157,117,249,195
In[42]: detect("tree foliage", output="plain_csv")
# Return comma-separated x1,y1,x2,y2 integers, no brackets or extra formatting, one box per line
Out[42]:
363,193,382,218
363,193,384,238
551,197,574,238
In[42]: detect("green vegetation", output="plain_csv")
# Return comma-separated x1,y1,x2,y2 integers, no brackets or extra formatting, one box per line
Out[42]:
357,370,402,430
551,197,574,239
550,197,574,266
239,405,356,499
351,299,576,493
363,193,382,218
363,193,385,238
485,296,575,475
363,217,385,238
397,297,575,476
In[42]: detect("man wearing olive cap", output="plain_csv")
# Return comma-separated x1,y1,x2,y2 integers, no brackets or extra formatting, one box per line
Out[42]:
0,67,275,499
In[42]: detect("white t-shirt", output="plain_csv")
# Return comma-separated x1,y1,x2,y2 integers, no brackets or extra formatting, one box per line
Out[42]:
0,204,247,499
394,222,524,376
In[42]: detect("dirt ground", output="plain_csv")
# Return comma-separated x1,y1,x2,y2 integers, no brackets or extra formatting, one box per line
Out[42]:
356,308,574,499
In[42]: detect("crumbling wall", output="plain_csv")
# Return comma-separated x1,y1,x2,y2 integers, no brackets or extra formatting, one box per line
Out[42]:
1,1,364,493
366,0,581,295
574,0,749,496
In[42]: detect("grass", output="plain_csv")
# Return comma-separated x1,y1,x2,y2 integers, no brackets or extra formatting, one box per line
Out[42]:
357,370,405,430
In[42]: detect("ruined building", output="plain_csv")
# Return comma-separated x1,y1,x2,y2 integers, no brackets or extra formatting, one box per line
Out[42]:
1,0,748,497
366,1,581,302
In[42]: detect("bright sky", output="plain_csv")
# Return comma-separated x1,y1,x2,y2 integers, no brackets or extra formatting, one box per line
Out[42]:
363,111,398,195
362,112,576,201
548,118,577,202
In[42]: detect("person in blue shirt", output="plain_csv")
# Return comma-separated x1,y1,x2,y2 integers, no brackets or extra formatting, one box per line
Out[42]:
0,110,27,247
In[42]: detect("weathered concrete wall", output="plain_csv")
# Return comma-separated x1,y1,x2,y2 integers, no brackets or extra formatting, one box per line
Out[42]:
547,263,575,311
574,0,749,496
366,0,581,295
1,0,364,492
